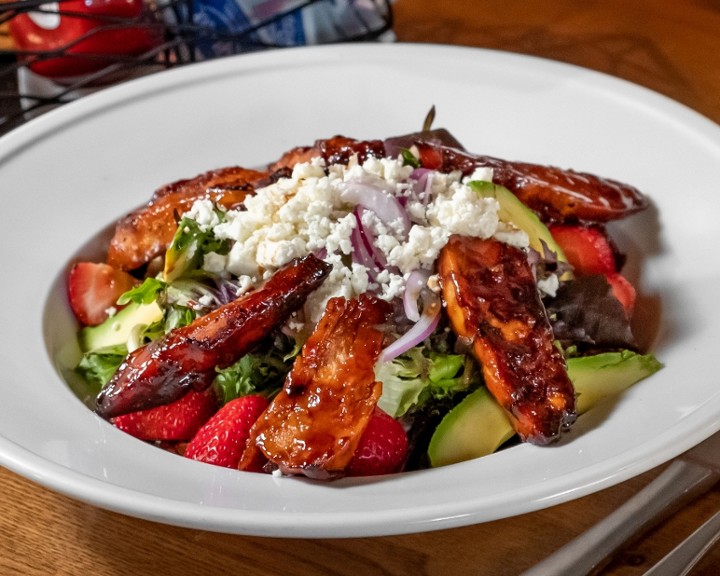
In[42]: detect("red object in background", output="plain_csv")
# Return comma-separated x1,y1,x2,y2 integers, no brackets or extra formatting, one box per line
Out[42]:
8,0,163,80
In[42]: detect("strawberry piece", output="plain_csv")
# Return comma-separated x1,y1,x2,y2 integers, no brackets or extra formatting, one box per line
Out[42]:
346,408,408,477
67,262,138,326
416,143,444,170
549,224,617,277
185,395,269,470
606,272,637,316
111,388,218,442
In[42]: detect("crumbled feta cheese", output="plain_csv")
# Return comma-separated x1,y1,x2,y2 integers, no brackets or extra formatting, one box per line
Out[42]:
198,293,215,307
384,225,450,271
427,274,441,294
374,269,405,301
202,251,228,274
184,153,536,326
493,222,530,249
465,166,494,183
187,198,221,230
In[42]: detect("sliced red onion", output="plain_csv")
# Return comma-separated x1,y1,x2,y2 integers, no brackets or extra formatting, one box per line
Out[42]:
410,168,434,205
403,269,430,322
341,181,411,237
378,297,441,363
355,206,387,269
349,215,379,281
410,168,433,180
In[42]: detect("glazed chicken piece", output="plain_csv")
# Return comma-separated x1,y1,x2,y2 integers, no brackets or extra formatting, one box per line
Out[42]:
271,134,647,224
267,135,386,173
267,145,320,173
240,294,392,479
318,135,386,166
414,140,648,224
438,235,576,444
108,137,389,272
106,166,271,271
95,254,331,418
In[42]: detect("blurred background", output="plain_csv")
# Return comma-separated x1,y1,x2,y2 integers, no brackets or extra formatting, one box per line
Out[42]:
0,0,394,134
3,0,720,135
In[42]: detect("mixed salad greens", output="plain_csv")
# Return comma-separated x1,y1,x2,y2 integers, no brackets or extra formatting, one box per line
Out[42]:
67,125,662,476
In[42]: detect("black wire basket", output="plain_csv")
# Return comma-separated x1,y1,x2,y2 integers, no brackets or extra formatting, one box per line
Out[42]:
0,0,393,135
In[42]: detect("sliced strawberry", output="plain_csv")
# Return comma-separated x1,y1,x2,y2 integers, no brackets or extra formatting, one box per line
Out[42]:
67,262,138,326
606,272,637,316
346,408,408,477
185,395,269,470
416,142,444,170
549,224,617,277
111,388,219,442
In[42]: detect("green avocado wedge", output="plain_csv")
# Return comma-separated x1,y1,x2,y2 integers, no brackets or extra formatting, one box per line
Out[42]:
427,350,663,468
78,301,163,353
469,180,567,264
427,386,515,468
571,350,663,415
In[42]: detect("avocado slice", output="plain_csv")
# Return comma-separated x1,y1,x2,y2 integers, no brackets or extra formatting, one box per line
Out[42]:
427,386,515,468
427,350,662,467
78,301,163,353
469,181,568,265
571,350,663,415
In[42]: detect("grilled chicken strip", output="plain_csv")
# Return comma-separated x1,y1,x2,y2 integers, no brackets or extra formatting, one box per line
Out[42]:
438,235,576,444
240,294,392,479
271,133,647,224
414,140,648,224
95,254,331,418
267,135,385,173
106,167,271,271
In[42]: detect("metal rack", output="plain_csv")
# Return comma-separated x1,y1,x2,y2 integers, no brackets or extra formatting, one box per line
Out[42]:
0,0,393,135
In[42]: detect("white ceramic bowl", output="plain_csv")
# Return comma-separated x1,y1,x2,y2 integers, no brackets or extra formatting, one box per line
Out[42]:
1,43,720,538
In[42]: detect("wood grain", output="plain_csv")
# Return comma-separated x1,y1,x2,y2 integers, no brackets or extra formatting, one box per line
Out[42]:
3,1,720,574
3,464,720,575
393,0,720,125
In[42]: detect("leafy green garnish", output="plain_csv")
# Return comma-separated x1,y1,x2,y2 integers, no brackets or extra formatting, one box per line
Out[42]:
212,334,299,404
164,305,197,332
135,305,195,344
117,277,166,306
75,344,127,391
376,346,480,418
400,148,421,168
164,215,230,281
213,355,286,404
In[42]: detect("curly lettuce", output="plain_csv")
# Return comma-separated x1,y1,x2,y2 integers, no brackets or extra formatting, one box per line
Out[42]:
375,345,480,418
212,334,300,404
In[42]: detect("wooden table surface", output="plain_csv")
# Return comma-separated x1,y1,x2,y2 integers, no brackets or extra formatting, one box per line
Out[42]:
3,1,720,574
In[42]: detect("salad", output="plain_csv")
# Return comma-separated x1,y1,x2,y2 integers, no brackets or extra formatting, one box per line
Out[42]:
67,122,662,479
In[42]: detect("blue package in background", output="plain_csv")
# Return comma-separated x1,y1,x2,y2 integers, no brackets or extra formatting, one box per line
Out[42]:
187,0,308,58
176,0,392,59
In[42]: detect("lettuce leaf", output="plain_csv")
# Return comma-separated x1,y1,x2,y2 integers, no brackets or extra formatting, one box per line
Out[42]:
75,344,128,391
164,215,230,282
213,334,299,404
117,277,166,306
546,274,637,351
375,346,479,417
